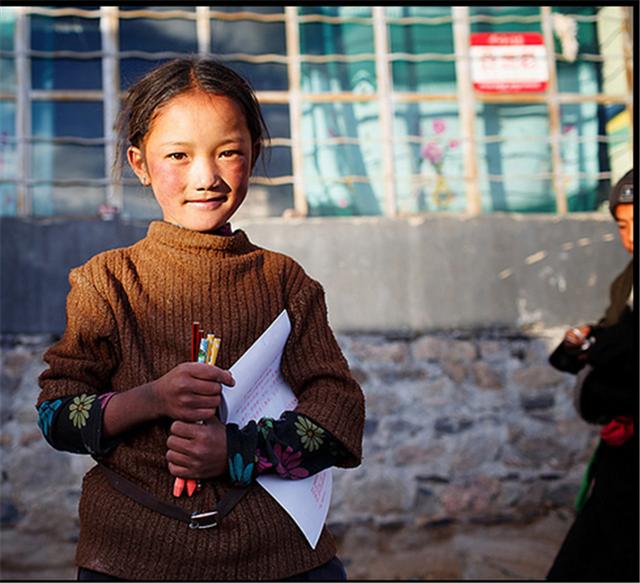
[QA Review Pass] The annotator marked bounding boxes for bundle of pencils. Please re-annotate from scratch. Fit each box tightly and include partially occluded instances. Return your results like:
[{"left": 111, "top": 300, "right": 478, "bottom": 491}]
[{"left": 172, "top": 321, "right": 222, "bottom": 498}]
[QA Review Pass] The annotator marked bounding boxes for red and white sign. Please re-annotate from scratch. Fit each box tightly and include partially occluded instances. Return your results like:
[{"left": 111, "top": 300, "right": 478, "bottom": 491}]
[{"left": 470, "top": 32, "right": 548, "bottom": 93}]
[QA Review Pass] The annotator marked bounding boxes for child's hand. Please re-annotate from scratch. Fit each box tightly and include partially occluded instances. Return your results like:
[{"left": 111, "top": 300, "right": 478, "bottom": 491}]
[
  {"left": 166, "top": 417, "right": 227, "bottom": 479},
  {"left": 563, "top": 325, "right": 592, "bottom": 350},
  {"left": 150, "top": 362, "right": 234, "bottom": 422}
]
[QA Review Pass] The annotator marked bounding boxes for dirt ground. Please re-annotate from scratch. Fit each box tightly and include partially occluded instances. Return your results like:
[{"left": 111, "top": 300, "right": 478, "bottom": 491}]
[
  {"left": 337, "top": 510, "right": 573, "bottom": 580},
  {"left": 1, "top": 510, "right": 572, "bottom": 581}
]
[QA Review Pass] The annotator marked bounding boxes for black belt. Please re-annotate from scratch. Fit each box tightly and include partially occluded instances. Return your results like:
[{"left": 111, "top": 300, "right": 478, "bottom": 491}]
[{"left": 98, "top": 463, "right": 250, "bottom": 529}]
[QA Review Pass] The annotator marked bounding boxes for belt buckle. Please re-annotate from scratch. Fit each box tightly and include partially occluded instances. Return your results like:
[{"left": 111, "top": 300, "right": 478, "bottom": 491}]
[{"left": 189, "top": 509, "right": 218, "bottom": 529}]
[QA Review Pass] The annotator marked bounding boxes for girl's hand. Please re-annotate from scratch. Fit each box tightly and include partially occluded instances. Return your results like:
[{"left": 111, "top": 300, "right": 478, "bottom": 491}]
[
  {"left": 166, "top": 417, "right": 228, "bottom": 479},
  {"left": 150, "top": 362, "right": 234, "bottom": 422},
  {"left": 563, "top": 325, "right": 592, "bottom": 350}
]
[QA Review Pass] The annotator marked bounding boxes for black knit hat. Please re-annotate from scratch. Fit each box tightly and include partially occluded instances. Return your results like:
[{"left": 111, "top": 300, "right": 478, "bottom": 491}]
[{"left": 609, "top": 169, "right": 633, "bottom": 217}]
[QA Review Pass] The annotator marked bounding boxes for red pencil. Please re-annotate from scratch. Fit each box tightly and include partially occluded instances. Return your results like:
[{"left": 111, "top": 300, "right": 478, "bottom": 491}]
[{"left": 173, "top": 322, "right": 201, "bottom": 498}]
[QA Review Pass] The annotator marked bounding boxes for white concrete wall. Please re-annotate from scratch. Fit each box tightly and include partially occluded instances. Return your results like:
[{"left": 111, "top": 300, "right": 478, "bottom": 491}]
[{"left": 1, "top": 213, "right": 628, "bottom": 335}]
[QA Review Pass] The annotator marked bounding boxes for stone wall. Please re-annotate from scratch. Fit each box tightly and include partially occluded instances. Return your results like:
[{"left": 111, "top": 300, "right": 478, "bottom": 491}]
[{"left": 0, "top": 326, "right": 597, "bottom": 580}]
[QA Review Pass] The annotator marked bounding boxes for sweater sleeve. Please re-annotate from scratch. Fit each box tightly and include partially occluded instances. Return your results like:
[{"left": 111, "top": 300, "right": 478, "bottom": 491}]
[
  {"left": 280, "top": 268, "right": 365, "bottom": 468},
  {"left": 37, "top": 265, "right": 120, "bottom": 406}
]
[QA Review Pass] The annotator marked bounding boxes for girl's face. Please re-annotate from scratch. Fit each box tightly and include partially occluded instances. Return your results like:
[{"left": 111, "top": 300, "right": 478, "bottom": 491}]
[
  {"left": 128, "top": 90, "right": 255, "bottom": 233},
  {"left": 615, "top": 203, "right": 633, "bottom": 255}
]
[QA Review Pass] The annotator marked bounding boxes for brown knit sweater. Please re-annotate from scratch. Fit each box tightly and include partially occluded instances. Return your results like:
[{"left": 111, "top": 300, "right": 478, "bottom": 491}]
[{"left": 37, "top": 220, "right": 365, "bottom": 581}]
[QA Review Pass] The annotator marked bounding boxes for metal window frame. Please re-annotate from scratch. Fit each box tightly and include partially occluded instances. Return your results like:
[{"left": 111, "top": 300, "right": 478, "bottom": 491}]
[
  {"left": 2, "top": 5, "right": 635, "bottom": 218},
  {"left": 14, "top": 6, "right": 31, "bottom": 215}
]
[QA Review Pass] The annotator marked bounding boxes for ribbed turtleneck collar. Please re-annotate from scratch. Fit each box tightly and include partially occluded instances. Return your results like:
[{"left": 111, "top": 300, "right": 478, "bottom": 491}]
[{"left": 145, "top": 220, "right": 256, "bottom": 256}]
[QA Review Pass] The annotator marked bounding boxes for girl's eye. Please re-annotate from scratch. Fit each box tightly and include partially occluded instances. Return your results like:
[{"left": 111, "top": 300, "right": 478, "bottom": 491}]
[
  {"left": 168, "top": 152, "right": 187, "bottom": 160},
  {"left": 220, "top": 150, "right": 239, "bottom": 158}
]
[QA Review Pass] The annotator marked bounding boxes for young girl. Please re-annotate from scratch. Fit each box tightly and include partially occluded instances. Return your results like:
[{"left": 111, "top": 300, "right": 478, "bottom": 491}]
[{"left": 36, "top": 57, "right": 365, "bottom": 582}]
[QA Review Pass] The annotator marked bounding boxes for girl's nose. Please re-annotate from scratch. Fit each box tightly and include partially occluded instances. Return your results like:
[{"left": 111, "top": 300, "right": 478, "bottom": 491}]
[{"left": 192, "top": 158, "right": 220, "bottom": 190}]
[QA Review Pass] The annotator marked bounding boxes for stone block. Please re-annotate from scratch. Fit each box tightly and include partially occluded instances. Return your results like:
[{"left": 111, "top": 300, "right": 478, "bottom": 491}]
[
  {"left": 521, "top": 394, "right": 555, "bottom": 411},
  {"left": 447, "top": 339, "right": 478, "bottom": 362},
  {"left": 450, "top": 429, "right": 505, "bottom": 473},
  {"left": 479, "top": 339, "right": 503, "bottom": 358},
  {"left": 378, "top": 367, "right": 428, "bottom": 384},
  {"left": 2, "top": 347, "right": 33, "bottom": 378},
  {"left": 363, "top": 418, "right": 378, "bottom": 436},
  {"left": 411, "top": 336, "right": 448, "bottom": 361},
  {"left": 349, "top": 340, "right": 409, "bottom": 365},
  {"left": 394, "top": 443, "right": 446, "bottom": 467},
  {"left": 442, "top": 359, "right": 468, "bottom": 383},
  {"left": 440, "top": 475, "right": 502, "bottom": 520},
  {"left": 19, "top": 429, "right": 43, "bottom": 447},
  {"left": 1, "top": 498, "right": 23, "bottom": 527},
  {"left": 344, "top": 471, "right": 413, "bottom": 515},
  {"left": 471, "top": 361, "right": 502, "bottom": 389},
  {"left": 434, "top": 416, "right": 474, "bottom": 436},
  {"left": 508, "top": 434, "right": 575, "bottom": 471},
  {"left": 349, "top": 366, "right": 369, "bottom": 385},
  {"left": 0, "top": 530, "right": 76, "bottom": 570},
  {"left": 511, "top": 366, "right": 566, "bottom": 389}
]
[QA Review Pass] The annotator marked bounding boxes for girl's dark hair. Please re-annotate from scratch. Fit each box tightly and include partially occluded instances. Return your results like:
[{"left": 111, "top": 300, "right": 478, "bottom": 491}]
[{"left": 113, "top": 57, "right": 270, "bottom": 179}]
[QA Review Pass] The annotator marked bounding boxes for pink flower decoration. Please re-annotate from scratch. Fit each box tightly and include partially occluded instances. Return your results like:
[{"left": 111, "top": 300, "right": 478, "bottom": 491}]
[
  {"left": 432, "top": 119, "right": 446, "bottom": 135},
  {"left": 448, "top": 139, "right": 460, "bottom": 149},
  {"left": 274, "top": 444, "right": 309, "bottom": 480},
  {"left": 337, "top": 197, "right": 348, "bottom": 208},
  {"left": 256, "top": 449, "right": 273, "bottom": 472},
  {"left": 421, "top": 141, "right": 443, "bottom": 166}
]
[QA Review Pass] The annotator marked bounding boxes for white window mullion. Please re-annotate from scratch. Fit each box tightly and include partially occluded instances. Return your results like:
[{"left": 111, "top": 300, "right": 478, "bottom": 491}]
[
  {"left": 100, "top": 6, "right": 121, "bottom": 210},
  {"left": 285, "top": 6, "right": 307, "bottom": 216},
  {"left": 196, "top": 6, "right": 211, "bottom": 55},
  {"left": 452, "top": 6, "right": 481, "bottom": 215},
  {"left": 541, "top": 6, "right": 567, "bottom": 215},
  {"left": 15, "top": 6, "right": 30, "bottom": 215},
  {"left": 373, "top": 6, "right": 396, "bottom": 217}
]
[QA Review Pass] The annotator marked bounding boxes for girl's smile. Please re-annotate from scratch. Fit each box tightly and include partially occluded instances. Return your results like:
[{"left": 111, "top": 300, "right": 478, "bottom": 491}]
[{"left": 127, "top": 90, "right": 256, "bottom": 233}]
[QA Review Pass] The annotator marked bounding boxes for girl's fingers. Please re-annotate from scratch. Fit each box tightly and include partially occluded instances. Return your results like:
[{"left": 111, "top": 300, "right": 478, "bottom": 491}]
[
  {"left": 167, "top": 461, "right": 192, "bottom": 478},
  {"left": 189, "top": 379, "right": 223, "bottom": 397},
  {"left": 166, "top": 449, "right": 193, "bottom": 468},
  {"left": 170, "top": 420, "right": 198, "bottom": 438},
  {"left": 184, "top": 363, "right": 235, "bottom": 386},
  {"left": 166, "top": 434, "right": 192, "bottom": 455}
]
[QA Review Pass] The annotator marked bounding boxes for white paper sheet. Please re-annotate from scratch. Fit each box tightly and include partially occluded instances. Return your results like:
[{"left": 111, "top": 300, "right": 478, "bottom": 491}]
[{"left": 220, "top": 310, "right": 332, "bottom": 549}]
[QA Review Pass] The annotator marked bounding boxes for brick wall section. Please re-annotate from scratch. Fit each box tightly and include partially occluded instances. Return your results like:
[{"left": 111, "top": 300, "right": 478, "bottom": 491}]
[{"left": 0, "top": 329, "right": 597, "bottom": 580}]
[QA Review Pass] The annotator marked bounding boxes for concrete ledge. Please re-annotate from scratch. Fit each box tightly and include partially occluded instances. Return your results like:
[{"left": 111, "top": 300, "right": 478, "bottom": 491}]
[{"left": 0, "top": 214, "right": 627, "bottom": 334}]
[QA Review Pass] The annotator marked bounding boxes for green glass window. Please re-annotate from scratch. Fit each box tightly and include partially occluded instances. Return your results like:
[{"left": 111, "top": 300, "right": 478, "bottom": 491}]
[
  {"left": 30, "top": 14, "right": 101, "bottom": 51},
  {"left": 476, "top": 103, "right": 554, "bottom": 212},
  {"left": 560, "top": 103, "right": 605, "bottom": 212},
  {"left": 388, "top": 6, "right": 456, "bottom": 94},
  {"left": 119, "top": 17, "right": 197, "bottom": 53},
  {"left": 1, "top": 10, "right": 17, "bottom": 216},
  {"left": 302, "top": 100, "right": 383, "bottom": 216},
  {"left": 0, "top": 9, "right": 16, "bottom": 93},
  {"left": 0, "top": 100, "right": 16, "bottom": 176},
  {"left": 1, "top": 6, "right": 633, "bottom": 218},
  {"left": 394, "top": 102, "right": 464, "bottom": 213},
  {"left": 300, "top": 7, "right": 374, "bottom": 94},
  {"left": 31, "top": 101, "right": 104, "bottom": 216}
]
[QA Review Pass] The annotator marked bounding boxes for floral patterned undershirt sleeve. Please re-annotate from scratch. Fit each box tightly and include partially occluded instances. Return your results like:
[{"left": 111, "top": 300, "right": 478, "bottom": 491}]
[
  {"left": 36, "top": 392, "right": 119, "bottom": 456},
  {"left": 38, "top": 395, "right": 345, "bottom": 485},
  {"left": 225, "top": 411, "right": 349, "bottom": 487}
]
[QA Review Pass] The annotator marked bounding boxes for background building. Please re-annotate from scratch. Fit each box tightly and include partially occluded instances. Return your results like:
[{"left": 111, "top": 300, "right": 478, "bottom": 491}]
[
  {"left": 0, "top": 5, "right": 635, "bottom": 580},
  {"left": 0, "top": 5, "right": 634, "bottom": 219}
]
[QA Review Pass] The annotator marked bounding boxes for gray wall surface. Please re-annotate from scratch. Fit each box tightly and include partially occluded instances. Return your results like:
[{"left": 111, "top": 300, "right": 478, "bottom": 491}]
[{"left": 0, "top": 214, "right": 629, "bottom": 335}]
